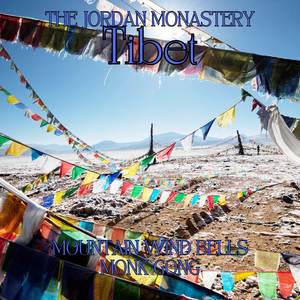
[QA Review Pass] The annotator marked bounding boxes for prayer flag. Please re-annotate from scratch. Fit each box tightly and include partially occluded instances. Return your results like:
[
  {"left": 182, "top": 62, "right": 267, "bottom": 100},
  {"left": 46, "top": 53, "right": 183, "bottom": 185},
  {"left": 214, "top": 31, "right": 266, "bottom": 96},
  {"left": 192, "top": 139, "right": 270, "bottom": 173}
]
[
  {"left": 167, "top": 191, "right": 177, "bottom": 203},
  {"left": 31, "top": 149, "right": 43, "bottom": 161},
  {"left": 15, "top": 102, "right": 27, "bottom": 110},
  {"left": 183, "top": 194, "right": 193, "bottom": 207},
  {"left": 141, "top": 187, "right": 153, "bottom": 201},
  {"left": 7, "top": 95, "right": 20, "bottom": 104},
  {"left": 198, "top": 195, "right": 206, "bottom": 207},
  {"left": 120, "top": 181, "right": 133, "bottom": 196},
  {"left": 281, "top": 253, "right": 300, "bottom": 288},
  {"left": 82, "top": 171, "right": 99, "bottom": 185},
  {"left": 221, "top": 272, "right": 234, "bottom": 292},
  {"left": 54, "top": 191, "right": 65, "bottom": 205},
  {"left": 255, "top": 250, "right": 281, "bottom": 271},
  {"left": 78, "top": 184, "right": 92, "bottom": 196},
  {"left": 5, "top": 142, "right": 29, "bottom": 156},
  {"left": 0, "top": 136, "right": 10, "bottom": 147},
  {"left": 131, "top": 186, "right": 143, "bottom": 198},
  {"left": 140, "top": 155, "right": 155, "bottom": 170},
  {"left": 191, "top": 194, "right": 200, "bottom": 206},
  {"left": 174, "top": 193, "right": 186, "bottom": 203},
  {"left": 257, "top": 273, "right": 277, "bottom": 300},
  {"left": 109, "top": 179, "right": 123, "bottom": 194},
  {"left": 54, "top": 129, "right": 63, "bottom": 136},
  {"left": 241, "top": 89, "right": 252, "bottom": 101},
  {"left": 92, "top": 176, "right": 107, "bottom": 193},
  {"left": 71, "top": 166, "right": 85, "bottom": 180},
  {"left": 156, "top": 143, "right": 175, "bottom": 162},
  {"left": 149, "top": 189, "right": 161, "bottom": 202},
  {"left": 207, "top": 195, "right": 214, "bottom": 210},
  {"left": 234, "top": 272, "right": 255, "bottom": 282},
  {"left": 216, "top": 106, "right": 236, "bottom": 128},
  {"left": 38, "top": 156, "right": 60, "bottom": 173},
  {"left": 201, "top": 119, "right": 215, "bottom": 140},
  {"left": 60, "top": 161, "right": 73, "bottom": 177},
  {"left": 40, "top": 120, "right": 48, "bottom": 127},
  {"left": 122, "top": 162, "right": 140, "bottom": 178},
  {"left": 42, "top": 195, "right": 54, "bottom": 208},
  {"left": 202, "top": 271, "right": 219, "bottom": 289},
  {"left": 159, "top": 191, "right": 171, "bottom": 204},
  {"left": 63, "top": 185, "right": 80, "bottom": 198},
  {"left": 181, "top": 134, "right": 194, "bottom": 152},
  {"left": 218, "top": 195, "right": 226, "bottom": 206},
  {"left": 277, "top": 272, "right": 295, "bottom": 299},
  {"left": 107, "top": 171, "right": 121, "bottom": 185},
  {"left": 31, "top": 114, "right": 42, "bottom": 121}
]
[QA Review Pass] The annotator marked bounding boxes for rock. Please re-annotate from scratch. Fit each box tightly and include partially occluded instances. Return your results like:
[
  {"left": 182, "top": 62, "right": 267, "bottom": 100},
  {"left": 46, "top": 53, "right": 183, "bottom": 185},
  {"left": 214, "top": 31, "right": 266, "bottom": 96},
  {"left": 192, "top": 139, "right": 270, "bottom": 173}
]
[
  {"left": 192, "top": 213, "right": 206, "bottom": 229},
  {"left": 174, "top": 226, "right": 190, "bottom": 239},
  {"left": 186, "top": 219, "right": 199, "bottom": 235},
  {"left": 210, "top": 206, "right": 225, "bottom": 219},
  {"left": 200, "top": 211, "right": 214, "bottom": 224},
  {"left": 282, "top": 195, "right": 294, "bottom": 204}
]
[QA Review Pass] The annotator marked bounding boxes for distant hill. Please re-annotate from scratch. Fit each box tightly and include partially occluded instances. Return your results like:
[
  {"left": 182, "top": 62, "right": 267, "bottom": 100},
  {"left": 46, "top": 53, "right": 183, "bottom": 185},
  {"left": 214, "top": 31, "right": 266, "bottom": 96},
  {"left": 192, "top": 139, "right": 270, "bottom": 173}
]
[{"left": 0, "top": 132, "right": 275, "bottom": 155}]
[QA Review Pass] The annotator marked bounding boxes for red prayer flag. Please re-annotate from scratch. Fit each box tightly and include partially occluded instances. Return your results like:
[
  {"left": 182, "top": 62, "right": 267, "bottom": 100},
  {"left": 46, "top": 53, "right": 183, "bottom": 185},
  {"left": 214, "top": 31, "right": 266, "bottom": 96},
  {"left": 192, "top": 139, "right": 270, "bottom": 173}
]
[
  {"left": 167, "top": 191, "right": 177, "bottom": 203},
  {"left": 68, "top": 138, "right": 74, "bottom": 145},
  {"left": 59, "top": 161, "right": 73, "bottom": 177},
  {"left": 111, "top": 228, "right": 125, "bottom": 244},
  {"left": 0, "top": 48, "right": 11, "bottom": 60},
  {"left": 207, "top": 195, "right": 214, "bottom": 210},
  {"left": 277, "top": 272, "right": 295, "bottom": 299},
  {"left": 120, "top": 181, "right": 133, "bottom": 196},
  {"left": 156, "top": 143, "right": 175, "bottom": 162},
  {"left": 78, "top": 184, "right": 92, "bottom": 196},
  {"left": 31, "top": 114, "right": 42, "bottom": 121}
]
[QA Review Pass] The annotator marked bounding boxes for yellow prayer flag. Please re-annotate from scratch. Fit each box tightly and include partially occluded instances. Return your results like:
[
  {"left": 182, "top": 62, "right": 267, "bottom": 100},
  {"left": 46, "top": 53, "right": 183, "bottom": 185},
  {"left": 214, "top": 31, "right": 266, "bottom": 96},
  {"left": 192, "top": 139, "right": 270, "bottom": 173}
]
[
  {"left": 82, "top": 171, "right": 99, "bottom": 185},
  {"left": 47, "top": 124, "right": 56, "bottom": 132},
  {"left": 7, "top": 95, "right": 20, "bottom": 105},
  {"left": 54, "top": 191, "right": 65, "bottom": 205},
  {"left": 122, "top": 162, "right": 140, "bottom": 178},
  {"left": 219, "top": 195, "right": 226, "bottom": 206},
  {"left": 141, "top": 187, "right": 153, "bottom": 201},
  {"left": 5, "top": 142, "right": 29, "bottom": 157},
  {"left": 255, "top": 250, "right": 281, "bottom": 271},
  {"left": 183, "top": 194, "right": 193, "bottom": 208},
  {"left": 41, "top": 175, "right": 48, "bottom": 183},
  {"left": 144, "top": 177, "right": 151, "bottom": 185},
  {"left": 234, "top": 272, "right": 255, "bottom": 282},
  {"left": 216, "top": 106, "right": 236, "bottom": 128},
  {"left": 237, "top": 192, "right": 243, "bottom": 199}
]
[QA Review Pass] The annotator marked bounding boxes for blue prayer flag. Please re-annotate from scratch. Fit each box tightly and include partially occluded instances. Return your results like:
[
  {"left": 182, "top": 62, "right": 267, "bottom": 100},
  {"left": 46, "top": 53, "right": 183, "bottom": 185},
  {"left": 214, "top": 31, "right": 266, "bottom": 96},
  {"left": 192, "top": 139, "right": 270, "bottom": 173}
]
[{"left": 201, "top": 119, "right": 215, "bottom": 140}]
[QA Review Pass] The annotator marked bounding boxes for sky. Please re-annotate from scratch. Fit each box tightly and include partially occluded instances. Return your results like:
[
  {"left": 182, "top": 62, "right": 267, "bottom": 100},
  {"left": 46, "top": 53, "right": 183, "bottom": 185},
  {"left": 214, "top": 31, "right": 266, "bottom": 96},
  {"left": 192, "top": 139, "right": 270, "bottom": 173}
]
[{"left": 1, "top": 0, "right": 300, "bottom": 145}]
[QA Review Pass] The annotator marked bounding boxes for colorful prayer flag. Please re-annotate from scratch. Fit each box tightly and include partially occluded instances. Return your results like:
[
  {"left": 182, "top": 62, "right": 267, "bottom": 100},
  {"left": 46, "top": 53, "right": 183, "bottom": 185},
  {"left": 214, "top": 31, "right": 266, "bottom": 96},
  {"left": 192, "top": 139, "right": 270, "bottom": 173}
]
[
  {"left": 31, "top": 149, "right": 43, "bottom": 161},
  {"left": 120, "top": 181, "right": 133, "bottom": 196},
  {"left": 54, "top": 191, "right": 65, "bottom": 205},
  {"left": 201, "top": 119, "right": 215, "bottom": 140},
  {"left": 174, "top": 193, "right": 186, "bottom": 203},
  {"left": 181, "top": 134, "right": 194, "bottom": 152},
  {"left": 156, "top": 143, "right": 175, "bottom": 162},
  {"left": 82, "top": 171, "right": 99, "bottom": 185},
  {"left": 141, "top": 187, "right": 153, "bottom": 201},
  {"left": 42, "top": 194, "right": 54, "bottom": 208},
  {"left": 221, "top": 272, "right": 234, "bottom": 292},
  {"left": 5, "top": 142, "right": 29, "bottom": 156},
  {"left": 233, "top": 272, "right": 255, "bottom": 282},
  {"left": 149, "top": 189, "right": 161, "bottom": 202},
  {"left": 131, "top": 185, "right": 143, "bottom": 199},
  {"left": 71, "top": 166, "right": 85, "bottom": 180},
  {"left": 7, "top": 95, "right": 20, "bottom": 104},
  {"left": 255, "top": 250, "right": 281, "bottom": 271},
  {"left": 60, "top": 161, "right": 73, "bottom": 177},
  {"left": 0, "top": 136, "right": 10, "bottom": 147},
  {"left": 216, "top": 106, "right": 236, "bottom": 128},
  {"left": 257, "top": 272, "right": 277, "bottom": 300},
  {"left": 277, "top": 272, "right": 295, "bottom": 299},
  {"left": 191, "top": 194, "right": 200, "bottom": 206},
  {"left": 122, "top": 162, "right": 140, "bottom": 178}
]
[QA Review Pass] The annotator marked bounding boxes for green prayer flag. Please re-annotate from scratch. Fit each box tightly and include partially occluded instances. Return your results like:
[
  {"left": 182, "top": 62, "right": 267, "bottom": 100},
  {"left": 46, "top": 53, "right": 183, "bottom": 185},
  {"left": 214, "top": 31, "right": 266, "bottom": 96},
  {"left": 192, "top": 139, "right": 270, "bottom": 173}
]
[
  {"left": 257, "top": 273, "right": 277, "bottom": 300},
  {"left": 63, "top": 185, "right": 80, "bottom": 198},
  {"left": 140, "top": 155, "right": 155, "bottom": 169},
  {"left": 114, "top": 279, "right": 140, "bottom": 300},
  {"left": 71, "top": 166, "right": 85, "bottom": 180},
  {"left": 213, "top": 195, "right": 220, "bottom": 204},
  {"left": 0, "top": 87, "right": 10, "bottom": 96},
  {"left": 125, "top": 230, "right": 143, "bottom": 240},
  {"left": 241, "top": 89, "right": 252, "bottom": 101},
  {"left": 0, "top": 136, "right": 10, "bottom": 147},
  {"left": 40, "top": 120, "right": 48, "bottom": 127},
  {"left": 131, "top": 185, "right": 143, "bottom": 198},
  {"left": 174, "top": 193, "right": 186, "bottom": 203}
]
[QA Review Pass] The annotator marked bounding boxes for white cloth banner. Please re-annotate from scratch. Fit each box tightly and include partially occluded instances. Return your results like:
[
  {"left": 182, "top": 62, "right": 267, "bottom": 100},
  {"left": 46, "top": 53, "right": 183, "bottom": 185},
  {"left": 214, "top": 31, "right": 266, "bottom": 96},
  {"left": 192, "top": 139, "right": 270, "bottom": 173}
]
[
  {"left": 37, "top": 156, "right": 60, "bottom": 174},
  {"left": 92, "top": 177, "right": 107, "bottom": 193},
  {"left": 109, "top": 179, "right": 123, "bottom": 194},
  {"left": 158, "top": 191, "right": 171, "bottom": 204},
  {"left": 267, "top": 106, "right": 300, "bottom": 164},
  {"left": 181, "top": 133, "right": 194, "bottom": 152},
  {"left": 289, "top": 264, "right": 300, "bottom": 288}
]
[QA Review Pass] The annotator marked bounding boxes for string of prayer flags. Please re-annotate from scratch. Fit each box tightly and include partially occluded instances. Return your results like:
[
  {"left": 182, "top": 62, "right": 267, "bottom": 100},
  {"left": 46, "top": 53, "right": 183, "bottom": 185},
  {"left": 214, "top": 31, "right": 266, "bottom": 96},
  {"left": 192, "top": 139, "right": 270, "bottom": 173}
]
[
  {"left": 156, "top": 143, "right": 175, "bottom": 162},
  {"left": 221, "top": 272, "right": 234, "bottom": 292},
  {"left": 277, "top": 272, "right": 295, "bottom": 299},
  {"left": 257, "top": 273, "right": 278, "bottom": 300},
  {"left": 216, "top": 106, "right": 236, "bottom": 128},
  {"left": 255, "top": 250, "right": 281, "bottom": 271}
]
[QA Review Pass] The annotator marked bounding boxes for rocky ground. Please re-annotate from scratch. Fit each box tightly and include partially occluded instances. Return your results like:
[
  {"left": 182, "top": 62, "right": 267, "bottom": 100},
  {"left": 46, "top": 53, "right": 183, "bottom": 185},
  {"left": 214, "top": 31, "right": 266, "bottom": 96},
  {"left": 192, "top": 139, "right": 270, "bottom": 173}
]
[{"left": 0, "top": 144, "right": 299, "bottom": 299}]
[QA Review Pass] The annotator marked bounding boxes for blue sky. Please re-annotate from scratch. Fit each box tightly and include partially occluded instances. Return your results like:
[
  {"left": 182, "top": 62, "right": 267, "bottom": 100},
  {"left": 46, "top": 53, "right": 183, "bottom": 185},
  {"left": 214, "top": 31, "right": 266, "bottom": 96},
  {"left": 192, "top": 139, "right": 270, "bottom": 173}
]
[{"left": 1, "top": 0, "right": 300, "bottom": 145}]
